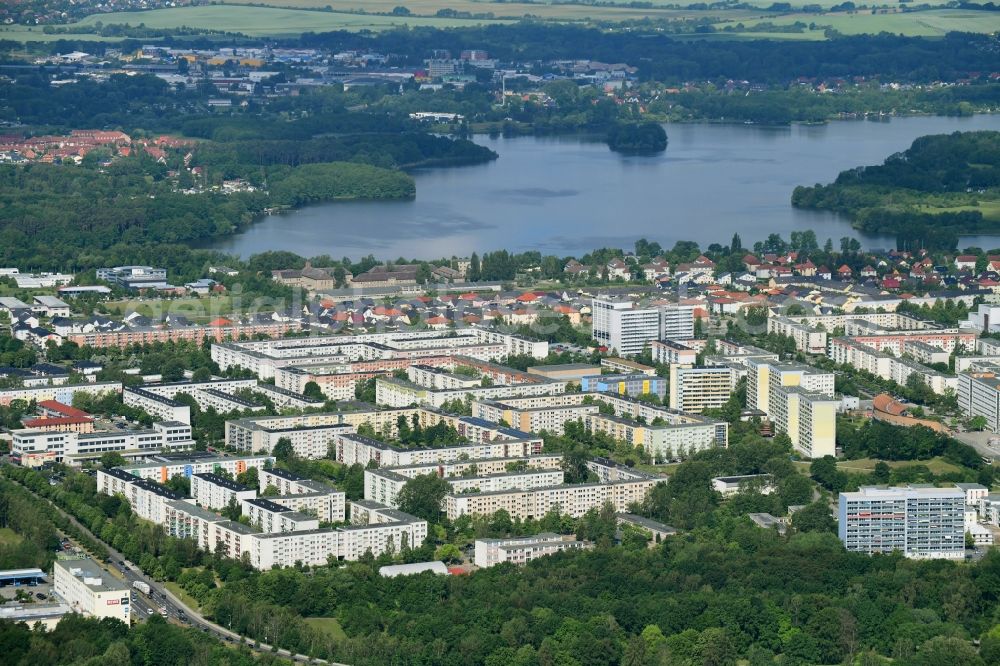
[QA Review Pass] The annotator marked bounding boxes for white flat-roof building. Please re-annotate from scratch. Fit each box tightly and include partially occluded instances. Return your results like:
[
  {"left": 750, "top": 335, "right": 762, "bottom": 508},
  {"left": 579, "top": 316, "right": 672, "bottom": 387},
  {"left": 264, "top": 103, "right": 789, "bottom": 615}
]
[
  {"left": 474, "top": 533, "right": 591, "bottom": 567},
  {"left": 53, "top": 558, "right": 130, "bottom": 623},
  {"left": 839, "top": 485, "right": 965, "bottom": 559},
  {"left": 191, "top": 472, "right": 256, "bottom": 511},
  {"left": 13, "top": 420, "right": 193, "bottom": 467}
]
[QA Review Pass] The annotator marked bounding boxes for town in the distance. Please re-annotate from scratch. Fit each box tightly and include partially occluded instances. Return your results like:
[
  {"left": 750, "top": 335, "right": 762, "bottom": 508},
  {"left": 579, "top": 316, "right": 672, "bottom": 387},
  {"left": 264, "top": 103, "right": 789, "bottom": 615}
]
[{"left": 4, "top": 232, "right": 1000, "bottom": 656}]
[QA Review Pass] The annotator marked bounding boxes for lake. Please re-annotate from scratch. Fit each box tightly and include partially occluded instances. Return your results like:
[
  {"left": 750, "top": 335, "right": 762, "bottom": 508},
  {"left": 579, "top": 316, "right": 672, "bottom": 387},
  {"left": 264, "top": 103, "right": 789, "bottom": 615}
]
[{"left": 205, "top": 115, "right": 1000, "bottom": 260}]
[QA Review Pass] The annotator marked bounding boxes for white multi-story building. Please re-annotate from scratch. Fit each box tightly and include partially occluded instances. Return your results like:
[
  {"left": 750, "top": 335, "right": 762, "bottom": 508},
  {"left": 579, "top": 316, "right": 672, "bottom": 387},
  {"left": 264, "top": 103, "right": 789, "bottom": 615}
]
[
  {"left": 96, "top": 468, "right": 184, "bottom": 524},
  {"left": 191, "top": 472, "right": 257, "bottom": 511},
  {"left": 365, "top": 465, "right": 564, "bottom": 507},
  {"left": 374, "top": 375, "right": 567, "bottom": 409},
  {"left": 650, "top": 339, "right": 697, "bottom": 366},
  {"left": 258, "top": 468, "right": 347, "bottom": 523},
  {"left": 53, "top": 558, "right": 130, "bottom": 623},
  {"left": 668, "top": 365, "right": 738, "bottom": 414},
  {"left": 164, "top": 500, "right": 226, "bottom": 551},
  {"left": 747, "top": 359, "right": 836, "bottom": 458},
  {"left": 0, "top": 381, "right": 122, "bottom": 409},
  {"left": 242, "top": 498, "right": 320, "bottom": 533},
  {"left": 958, "top": 364, "right": 1000, "bottom": 432},
  {"left": 333, "top": 432, "right": 543, "bottom": 468},
  {"left": 120, "top": 454, "right": 274, "bottom": 483},
  {"left": 660, "top": 303, "right": 696, "bottom": 341},
  {"left": 591, "top": 297, "right": 661, "bottom": 356},
  {"left": 474, "top": 533, "right": 591, "bottom": 567},
  {"left": 123, "top": 387, "right": 192, "bottom": 424},
  {"left": 444, "top": 474, "right": 661, "bottom": 521},
  {"left": 12, "top": 421, "right": 194, "bottom": 467},
  {"left": 767, "top": 316, "right": 828, "bottom": 355},
  {"left": 210, "top": 329, "right": 546, "bottom": 379},
  {"left": 963, "top": 303, "right": 1000, "bottom": 333},
  {"left": 839, "top": 485, "right": 965, "bottom": 559}
]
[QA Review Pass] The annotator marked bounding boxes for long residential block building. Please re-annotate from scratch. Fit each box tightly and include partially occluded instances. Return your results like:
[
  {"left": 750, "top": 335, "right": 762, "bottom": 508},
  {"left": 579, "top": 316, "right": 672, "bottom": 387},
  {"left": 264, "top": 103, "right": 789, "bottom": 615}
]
[
  {"left": 444, "top": 475, "right": 661, "bottom": 521},
  {"left": 839, "top": 485, "right": 965, "bottom": 559},
  {"left": 12, "top": 420, "right": 194, "bottom": 467}
]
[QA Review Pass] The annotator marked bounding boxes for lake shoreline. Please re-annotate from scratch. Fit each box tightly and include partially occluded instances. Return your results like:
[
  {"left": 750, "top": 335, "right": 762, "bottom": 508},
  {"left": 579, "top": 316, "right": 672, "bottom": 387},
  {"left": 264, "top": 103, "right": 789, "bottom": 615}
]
[{"left": 201, "top": 115, "right": 1000, "bottom": 261}]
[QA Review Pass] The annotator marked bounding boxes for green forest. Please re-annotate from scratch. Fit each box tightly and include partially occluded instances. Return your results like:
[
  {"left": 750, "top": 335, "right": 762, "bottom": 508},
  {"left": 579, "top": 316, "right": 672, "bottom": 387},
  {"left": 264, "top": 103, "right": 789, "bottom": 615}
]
[{"left": 792, "top": 130, "right": 1000, "bottom": 250}]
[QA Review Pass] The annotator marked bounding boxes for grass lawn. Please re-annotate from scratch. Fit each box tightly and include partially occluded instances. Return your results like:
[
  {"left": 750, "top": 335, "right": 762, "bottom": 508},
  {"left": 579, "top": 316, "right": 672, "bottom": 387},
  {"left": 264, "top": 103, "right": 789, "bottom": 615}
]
[
  {"left": 104, "top": 295, "right": 240, "bottom": 322},
  {"left": 0, "top": 528, "right": 23, "bottom": 547},
  {"left": 794, "top": 456, "right": 964, "bottom": 475},
  {"left": 164, "top": 581, "right": 202, "bottom": 612},
  {"left": 915, "top": 200, "right": 1000, "bottom": 222},
  {"left": 303, "top": 617, "right": 347, "bottom": 640}
]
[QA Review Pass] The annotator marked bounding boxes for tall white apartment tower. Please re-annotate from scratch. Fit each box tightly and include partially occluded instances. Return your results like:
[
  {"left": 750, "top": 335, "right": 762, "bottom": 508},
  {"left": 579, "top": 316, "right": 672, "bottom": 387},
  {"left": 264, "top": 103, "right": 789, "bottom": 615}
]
[
  {"left": 660, "top": 303, "right": 696, "bottom": 341},
  {"left": 591, "top": 298, "right": 661, "bottom": 356}
]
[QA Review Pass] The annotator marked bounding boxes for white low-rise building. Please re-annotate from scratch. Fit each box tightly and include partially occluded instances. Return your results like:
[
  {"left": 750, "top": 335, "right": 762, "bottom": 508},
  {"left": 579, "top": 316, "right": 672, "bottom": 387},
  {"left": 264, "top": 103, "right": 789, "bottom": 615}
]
[{"left": 474, "top": 533, "right": 591, "bottom": 567}]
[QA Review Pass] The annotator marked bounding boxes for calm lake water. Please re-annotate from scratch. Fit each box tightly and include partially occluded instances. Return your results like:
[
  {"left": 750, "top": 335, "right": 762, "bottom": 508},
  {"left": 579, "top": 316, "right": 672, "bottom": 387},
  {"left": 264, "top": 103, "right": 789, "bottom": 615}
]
[{"left": 205, "top": 115, "right": 1000, "bottom": 260}]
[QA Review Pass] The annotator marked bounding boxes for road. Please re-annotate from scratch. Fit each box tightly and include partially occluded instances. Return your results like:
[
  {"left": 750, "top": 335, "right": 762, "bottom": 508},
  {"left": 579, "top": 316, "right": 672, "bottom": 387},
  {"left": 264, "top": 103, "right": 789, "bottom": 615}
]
[
  {"left": 952, "top": 429, "right": 1000, "bottom": 464},
  {"left": 10, "top": 474, "right": 346, "bottom": 666}
]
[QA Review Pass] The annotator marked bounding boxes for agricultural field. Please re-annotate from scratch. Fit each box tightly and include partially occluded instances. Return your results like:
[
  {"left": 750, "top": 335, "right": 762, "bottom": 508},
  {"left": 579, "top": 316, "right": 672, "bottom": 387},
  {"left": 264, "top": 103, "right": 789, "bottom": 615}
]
[
  {"left": 0, "top": 26, "right": 146, "bottom": 42},
  {"left": 722, "top": 7, "right": 1000, "bottom": 37},
  {"left": 224, "top": 0, "right": 775, "bottom": 23},
  {"left": 45, "top": 5, "right": 512, "bottom": 39}
]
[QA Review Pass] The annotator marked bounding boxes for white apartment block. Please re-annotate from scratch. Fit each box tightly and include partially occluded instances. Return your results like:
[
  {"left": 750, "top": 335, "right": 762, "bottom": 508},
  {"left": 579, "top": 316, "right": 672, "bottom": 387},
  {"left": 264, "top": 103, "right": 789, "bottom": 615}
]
[
  {"left": 591, "top": 297, "right": 661, "bottom": 356},
  {"left": 333, "top": 432, "right": 543, "bottom": 468},
  {"left": 124, "top": 387, "right": 192, "bottom": 424},
  {"left": 164, "top": 499, "right": 226, "bottom": 551},
  {"left": 365, "top": 467, "right": 564, "bottom": 507},
  {"left": 839, "top": 485, "right": 965, "bottom": 559},
  {"left": 242, "top": 498, "right": 321, "bottom": 533},
  {"left": 747, "top": 359, "right": 836, "bottom": 458},
  {"left": 474, "top": 398, "right": 599, "bottom": 435},
  {"left": 978, "top": 337, "right": 1000, "bottom": 356},
  {"left": 958, "top": 365, "right": 1000, "bottom": 433},
  {"left": 651, "top": 339, "right": 697, "bottom": 365},
  {"left": 660, "top": 304, "right": 696, "bottom": 341},
  {"left": 253, "top": 382, "right": 325, "bottom": 410},
  {"left": 191, "top": 472, "right": 257, "bottom": 511},
  {"left": 269, "top": 491, "right": 346, "bottom": 523},
  {"left": 668, "top": 365, "right": 738, "bottom": 413},
  {"left": 225, "top": 407, "right": 426, "bottom": 455},
  {"left": 13, "top": 421, "right": 194, "bottom": 467},
  {"left": 406, "top": 364, "right": 481, "bottom": 390},
  {"left": 767, "top": 316, "right": 827, "bottom": 354},
  {"left": 474, "top": 533, "right": 592, "bottom": 567},
  {"left": 444, "top": 477, "right": 660, "bottom": 521},
  {"left": 0, "top": 381, "right": 122, "bottom": 409},
  {"left": 97, "top": 468, "right": 184, "bottom": 524},
  {"left": 374, "top": 375, "right": 567, "bottom": 409},
  {"left": 250, "top": 529, "right": 340, "bottom": 569},
  {"left": 53, "top": 558, "right": 130, "bottom": 623},
  {"left": 903, "top": 340, "right": 951, "bottom": 366},
  {"left": 211, "top": 329, "right": 545, "bottom": 379},
  {"left": 121, "top": 454, "right": 274, "bottom": 483}
]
